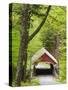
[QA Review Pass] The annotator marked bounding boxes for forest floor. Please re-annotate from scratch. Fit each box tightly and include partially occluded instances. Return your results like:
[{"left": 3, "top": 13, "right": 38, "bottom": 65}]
[{"left": 37, "top": 75, "right": 60, "bottom": 85}]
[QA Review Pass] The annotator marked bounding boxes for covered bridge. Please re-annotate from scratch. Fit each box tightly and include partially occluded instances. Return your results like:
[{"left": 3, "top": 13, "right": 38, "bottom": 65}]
[{"left": 31, "top": 48, "right": 59, "bottom": 76}]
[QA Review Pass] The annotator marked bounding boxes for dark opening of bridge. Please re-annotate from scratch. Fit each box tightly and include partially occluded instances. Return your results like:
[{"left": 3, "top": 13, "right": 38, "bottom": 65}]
[{"left": 33, "top": 63, "right": 54, "bottom": 76}]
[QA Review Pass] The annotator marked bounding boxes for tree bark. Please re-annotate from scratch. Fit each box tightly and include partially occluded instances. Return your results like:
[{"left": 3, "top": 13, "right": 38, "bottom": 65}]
[
  {"left": 28, "top": 5, "right": 51, "bottom": 42},
  {"left": 15, "top": 4, "right": 30, "bottom": 86}
]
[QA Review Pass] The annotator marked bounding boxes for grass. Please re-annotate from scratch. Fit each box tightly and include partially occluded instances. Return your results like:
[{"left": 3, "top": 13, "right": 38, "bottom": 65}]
[
  {"left": 21, "top": 77, "right": 40, "bottom": 86},
  {"left": 12, "top": 77, "right": 40, "bottom": 86}
]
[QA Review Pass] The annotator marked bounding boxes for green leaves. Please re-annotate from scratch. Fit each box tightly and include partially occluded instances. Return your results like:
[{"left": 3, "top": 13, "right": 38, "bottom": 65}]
[{"left": 11, "top": 3, "right": 66, "bottom": 84}]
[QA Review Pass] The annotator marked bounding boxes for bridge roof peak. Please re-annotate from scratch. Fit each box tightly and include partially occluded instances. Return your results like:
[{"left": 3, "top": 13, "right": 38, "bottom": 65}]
[{"left": 32, "top": 47, "right": 58, "bottom": 64}]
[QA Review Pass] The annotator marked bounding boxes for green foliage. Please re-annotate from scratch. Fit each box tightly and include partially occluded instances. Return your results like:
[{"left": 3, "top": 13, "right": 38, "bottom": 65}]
[
  {"left": 12, "top": 30, "right": 20, "bottom": 81},
  {"left": 21, "top": 78, "right": 40, "bottom": 86},
  {"left": 41, "top": 28, "right": 58, "bottom": 51},
  {"left": 59, "top": 46, "right": 66, "bottom": 82},
  {"left": 40, "top": 5, "right": 66, "bottom": 82},
  {"left": 11, "top": 3, "right": 66, "bottom": 85},
  {"left": 12, "top": 3, "right": 21, "bottom": 81}
]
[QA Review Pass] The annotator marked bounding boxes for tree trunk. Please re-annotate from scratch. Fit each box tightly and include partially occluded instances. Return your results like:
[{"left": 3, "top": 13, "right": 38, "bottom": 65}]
[
  {"left": 54, "top": 35, "right": 60, "bottom": 75},
  {"left": 15, "top": 4, "right": 30, "bottom": 86}
]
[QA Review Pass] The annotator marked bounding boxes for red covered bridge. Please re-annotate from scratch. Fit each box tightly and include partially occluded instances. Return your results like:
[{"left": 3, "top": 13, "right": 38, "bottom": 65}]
[{"left": 31, "top": 48, "right": 58, "bottom": 76}]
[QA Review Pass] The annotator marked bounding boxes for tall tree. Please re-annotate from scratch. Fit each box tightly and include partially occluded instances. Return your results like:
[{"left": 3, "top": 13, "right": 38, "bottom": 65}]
[
  {"left": 41, "top": 27, "right": 60, "bottom": 59},
  {"left": 15, "top": 4, "right": 30, "bottom": 86}
]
